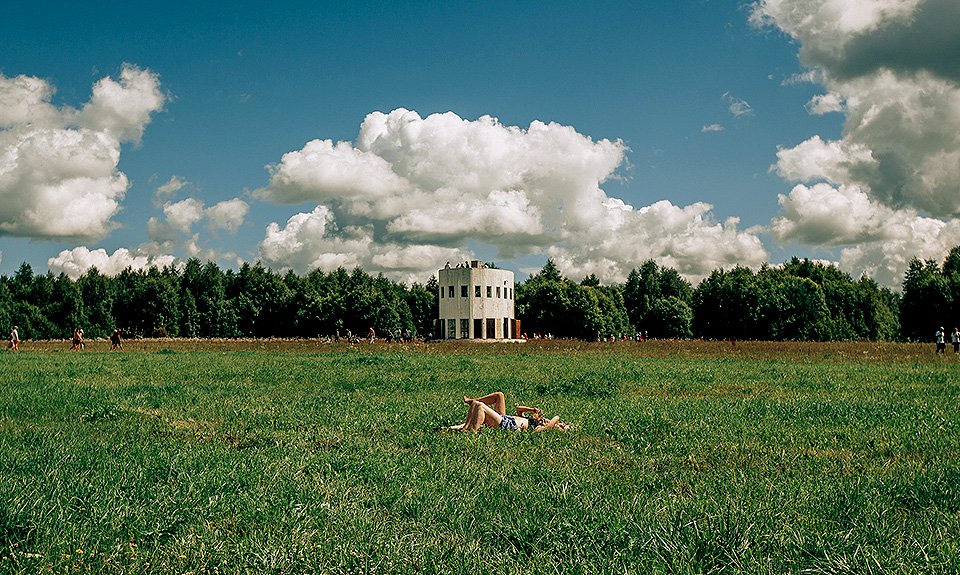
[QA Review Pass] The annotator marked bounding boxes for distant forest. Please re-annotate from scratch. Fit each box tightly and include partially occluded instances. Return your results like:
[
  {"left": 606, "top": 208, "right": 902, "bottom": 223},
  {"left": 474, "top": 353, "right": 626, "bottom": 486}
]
[{"left": 3, "top": 247, "right": 960, "bottom": 342}]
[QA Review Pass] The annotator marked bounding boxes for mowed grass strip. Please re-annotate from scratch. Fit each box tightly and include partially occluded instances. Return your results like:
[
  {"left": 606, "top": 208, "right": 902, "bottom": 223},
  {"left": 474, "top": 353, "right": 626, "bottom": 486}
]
[{"left": 1, "top": 342, "right": 959, "bottom": 574}]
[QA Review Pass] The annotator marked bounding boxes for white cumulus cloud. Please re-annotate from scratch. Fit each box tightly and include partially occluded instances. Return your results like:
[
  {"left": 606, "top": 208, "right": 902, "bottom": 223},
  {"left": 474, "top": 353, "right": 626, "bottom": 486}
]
[
  {"left": 750, "top": 0, "right": 924, "bottom": 62},
  {"left": 155, "top": 175, "right": 187, "bottom": 199},
  {"left": 163, "top": 198, "right": 205, "bottom": 235},
  {"left": 806, "top": 92, "right": 845, "bottom": 115},
  {"left": 255, "top": 109, "right": 767, "bottom": 282},
  {"left": 259, "top": 205, "right": 469, "bottom": 283},
  {"left": 205, "top": 198, "right": 249, "bottom": 233},
  {"left": 78, "top": 65, "right": 167, "bottom": 144},
  {"left": 0, "top": 65, "right": 166, "bottom": 241},
  {"left": 146, "top": 194, "right": 249, "bottom": 258},
  {"left": 754, "top": 0, "right": 960, "bottom": 285},
  {"left": 770, "top": 183, "right": 900, "bottom": 245},
  {"left": 838, "top": 218, "right": 960, "bottom": 287},
  {"left": 48, "top": 246, "right": 176, "bottom": 280}
]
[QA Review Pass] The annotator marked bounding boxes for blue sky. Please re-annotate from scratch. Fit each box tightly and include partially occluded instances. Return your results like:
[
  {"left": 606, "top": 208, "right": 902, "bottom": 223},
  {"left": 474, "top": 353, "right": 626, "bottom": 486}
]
[{"left": 2, "top": 1, "right": 958, "bottom": 287}]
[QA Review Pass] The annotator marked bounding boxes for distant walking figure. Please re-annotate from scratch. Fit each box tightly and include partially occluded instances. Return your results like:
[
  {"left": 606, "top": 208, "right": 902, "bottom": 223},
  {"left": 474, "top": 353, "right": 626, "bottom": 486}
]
[
  {"left": 9, "top": 326, "right": 19, "bottom": 351},
  {"left": 71, "top": 328, "right": 85, "bottom": 351},
  {"left": 935, "top": 327, "right": 946, "bottom": 354},
  {"left": 953, "top": 327, "right": 960, "bottom": 354},
  {"left": 110, "top": 328, "right": 124, "bottom": 351}
]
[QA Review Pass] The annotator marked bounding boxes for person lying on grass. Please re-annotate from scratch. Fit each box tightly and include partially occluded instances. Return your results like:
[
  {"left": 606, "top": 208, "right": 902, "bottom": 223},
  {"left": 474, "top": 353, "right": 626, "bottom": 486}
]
[{"left": 446, "top": 391, "right": 569, "bottom": 432}]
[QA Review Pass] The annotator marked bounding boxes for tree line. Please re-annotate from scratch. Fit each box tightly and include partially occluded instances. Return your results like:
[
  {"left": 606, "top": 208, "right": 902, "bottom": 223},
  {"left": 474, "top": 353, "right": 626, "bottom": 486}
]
[
  {"left": 0, "top": 260, "right": 434, "bottom": 341},
  {"left": 3, "top": 248, "right": 960, "bottom": 342}
]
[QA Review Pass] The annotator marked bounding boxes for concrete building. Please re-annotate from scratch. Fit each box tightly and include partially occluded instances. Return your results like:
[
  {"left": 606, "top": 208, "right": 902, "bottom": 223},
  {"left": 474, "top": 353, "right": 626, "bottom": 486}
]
[{"left": 437, "top": 261, "right": 519, "bottom": 340}]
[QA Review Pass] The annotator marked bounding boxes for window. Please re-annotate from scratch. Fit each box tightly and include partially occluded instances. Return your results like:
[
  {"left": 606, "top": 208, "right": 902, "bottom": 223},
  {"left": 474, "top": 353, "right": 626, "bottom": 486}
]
[
  {"left": 460, "top": 285, "right": 467, "bottom": 298},
  {"left": 447, "top": 319, "right": 456, "bottom": 339},
  {"left": 496, "top": 286, "right": 501, "bottom": 298},
  {"left": 448, "top": 286, "right": 454, "bottom": 298},
  {"left": 474, "top": 285, "right": 481, "bottom": 297},
  {"left": 486, "top": 286, "right": 492, "bottom": 298},
  {"left": 509, "top": 288, "right": 513, "bottom": 299},
  {"left": 459, "top": 319, "right": 469, "bottom": 338},
  {"left": 440, "top": 288, "right": 444, "bottom": 299}
]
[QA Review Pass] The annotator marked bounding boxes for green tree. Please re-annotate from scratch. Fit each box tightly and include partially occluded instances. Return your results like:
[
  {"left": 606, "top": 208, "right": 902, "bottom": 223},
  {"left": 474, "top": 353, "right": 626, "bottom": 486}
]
[
  {"left": 646, "top": 295, "right": 693, "bottom": 339},
  {"left": 77, "top": 268, "right": 115, "bottom": 337},
  {"left": 760, "top": 272, "right": 829, "bottom": 340},
  {"left": 517, "top": 261, "right": 629, "bottom": 339},
  {"left": 692, "top": 266, "right": 759, "bottom": 340},
  {"left": 537, "top": 259, "right": 563, "bottom": 283},
  {"left": 228, "top": 263, "right": 293, "bottom": 337},
  {"left": 851, "top": 276, "right": 900, "bottom": 341},
  {"left": 943, "top": 245, "right": 960, "bottom": 328},
  {"left": 406, "top": 281, "right": 436, "bottom": 338},
  {"left": 0, "top": 281, "right": 12, "bottom": 337},
  {"left": 900, "top": 258, "right": 949, "bottom": 341},
  {"left": 197, "top": 261, "right": 230, "bottom": 337},
  {"left": 580, "top": 273, "right": 600, "bottom": 287},
  {"left": 48, "top": 273, "right": 85, "bottom": 338},
  {"left": 114, "top": 266, "right": 182, "bottom": 337},
  {"left": 622, "top": 261, "right": 692, "bottom": 333},
  {"left": 180, "top": 289, "right": 200, "bottom": 338},
  {"left": 516, "top": 271, "right": 570, "bottom": 337}
]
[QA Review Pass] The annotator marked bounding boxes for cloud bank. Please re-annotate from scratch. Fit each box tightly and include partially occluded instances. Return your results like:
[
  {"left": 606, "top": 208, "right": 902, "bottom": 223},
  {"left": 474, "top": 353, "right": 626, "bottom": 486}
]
[
  {"left": 0, "top": 65, "right": 166, "bottom": 241},
  {"left": 256, "top": 108, "right": 766, "bottom": 282},
  {"left": 754, "top": 0, "right": 960, "bottom": 285},
  {"left": 48, "top": 247, "right": 176, "bottom": 280}
]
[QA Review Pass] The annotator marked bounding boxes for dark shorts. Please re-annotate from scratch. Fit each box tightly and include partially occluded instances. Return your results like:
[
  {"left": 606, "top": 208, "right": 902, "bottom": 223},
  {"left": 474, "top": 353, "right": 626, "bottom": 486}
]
[{"left": 499, "top": 415, "right": 519, "bottom": 431}]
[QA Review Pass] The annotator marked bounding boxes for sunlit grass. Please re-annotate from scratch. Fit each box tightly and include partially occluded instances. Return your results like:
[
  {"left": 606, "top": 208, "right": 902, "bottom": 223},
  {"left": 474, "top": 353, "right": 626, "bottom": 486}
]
[{"left": 1, "top": 341, "right": 959, "bottom": 573}]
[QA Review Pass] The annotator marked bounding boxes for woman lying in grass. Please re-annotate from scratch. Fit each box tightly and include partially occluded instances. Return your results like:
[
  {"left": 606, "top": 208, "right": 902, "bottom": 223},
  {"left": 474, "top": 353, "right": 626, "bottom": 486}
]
[{"left": 446, "top": 391, "right": 569, "bottom": 432}]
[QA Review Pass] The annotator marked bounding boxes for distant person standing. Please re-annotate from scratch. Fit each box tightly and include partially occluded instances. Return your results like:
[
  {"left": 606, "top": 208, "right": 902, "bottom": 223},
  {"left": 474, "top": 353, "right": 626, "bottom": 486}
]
[
  {"left": 952, "top": 327, "right": 960, "bottom": 353},
  {"left": 110, "top": 328, "right": 124, "bottom": 351},
  {"left": 9, "top": 326, "right": 19, "bottom": 351},
  {"left": 72, "top": 328, "right": 84, "bottom": 351},
  {"left": 935, "top": 327, "right": 946, "bottom": 354}
]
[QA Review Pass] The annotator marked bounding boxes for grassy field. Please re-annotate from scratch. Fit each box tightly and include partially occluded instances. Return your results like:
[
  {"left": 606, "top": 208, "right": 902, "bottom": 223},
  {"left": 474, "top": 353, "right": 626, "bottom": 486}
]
[{"left": 1, "top": 340, "right": 959, "bottom": 574}]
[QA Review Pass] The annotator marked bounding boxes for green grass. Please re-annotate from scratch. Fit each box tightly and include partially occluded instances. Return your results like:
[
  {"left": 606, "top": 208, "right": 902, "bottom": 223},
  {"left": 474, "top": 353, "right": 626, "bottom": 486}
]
[{"left": 1, "top": 341, "right": 959, "bottom": 573}]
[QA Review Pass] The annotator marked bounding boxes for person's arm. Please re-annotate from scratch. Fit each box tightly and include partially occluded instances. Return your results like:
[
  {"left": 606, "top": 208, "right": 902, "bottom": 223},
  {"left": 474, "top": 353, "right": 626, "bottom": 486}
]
[{"left": 515, "top": 404, "right": 541, "bottom": 417}]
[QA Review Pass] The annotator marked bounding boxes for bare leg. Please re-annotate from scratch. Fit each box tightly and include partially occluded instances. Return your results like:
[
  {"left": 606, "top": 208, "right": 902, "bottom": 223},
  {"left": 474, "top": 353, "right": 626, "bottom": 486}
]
[
  {"left": 464, "top": 401, "right": 485, "bottom": 431},
  {"left": 456, "top": 400, "right": 505, "bottom": 432},
  {"left": 462, "top": 392, "right": 507, "bottom": 415}
]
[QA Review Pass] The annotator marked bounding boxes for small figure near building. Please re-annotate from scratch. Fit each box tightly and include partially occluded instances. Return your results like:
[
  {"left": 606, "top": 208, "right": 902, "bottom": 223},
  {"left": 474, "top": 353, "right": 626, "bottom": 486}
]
[
  {"left": 952, "top": 327, "right": 960, "bottom": 353},
  {"left": 935, "top": 326, "right": 946, "bottom": 354}
]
